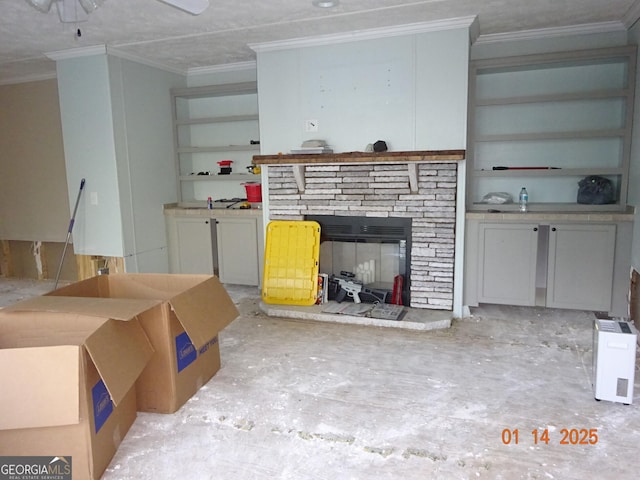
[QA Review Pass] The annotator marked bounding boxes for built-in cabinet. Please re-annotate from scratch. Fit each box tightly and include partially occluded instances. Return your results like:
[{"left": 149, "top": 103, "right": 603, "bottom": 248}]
[
  {"left": 545, "top": 224, "right": 616, "bottom": 310},
  {"left": 465, "top": 215, "right": 633, "bottom": 317},
  {"left": 476, "top": 223, "right": 539, "bottom": 306},
  {"left": 165, "top": 208, "right": 264, "bottom": 286},
  {"left": 476, "top": 222, "right": 616, "bottom": 311},
  {"left": 171, "top": 82, "right": 261, "bottom": 207},
  {"left": 467, "top": 46, "right": 636, "bottom": 212},
  {"left": 171, "top": 216, "right": 216, "bottom": 275},
  {"left": 466, "top": 45, "right": 636, "bottom": 318},
  {"left": 216, "top": 217, "right": 261, "bottom": 285}
]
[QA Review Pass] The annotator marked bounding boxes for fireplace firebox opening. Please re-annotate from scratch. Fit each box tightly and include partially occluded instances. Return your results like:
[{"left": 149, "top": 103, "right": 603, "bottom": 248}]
[{"left": 306, "top": 215, "right": 412, "bottom": 305}]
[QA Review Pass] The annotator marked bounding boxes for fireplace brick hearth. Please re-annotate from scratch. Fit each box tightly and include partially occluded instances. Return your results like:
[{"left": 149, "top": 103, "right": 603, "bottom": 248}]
[{"left": 254, "top": 152, "right": 462, "bottom": 310}]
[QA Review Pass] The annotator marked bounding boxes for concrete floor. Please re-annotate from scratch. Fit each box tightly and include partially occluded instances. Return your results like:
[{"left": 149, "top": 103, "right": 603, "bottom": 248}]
[{"left": 1, "top": 278, "right": 640, "bottom": 479}]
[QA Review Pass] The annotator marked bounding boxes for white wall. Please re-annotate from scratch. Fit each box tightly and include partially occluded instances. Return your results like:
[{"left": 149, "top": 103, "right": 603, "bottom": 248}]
[
  {"left": 56, "top": 53, "right": 185, "bottom": 271},
  {"left": 57, "top": 54, "right": 124, "bottom": 257},
  {"left": 108, "top": 56, "right": 185, "bottom": 272},
  {"left": 255, "top": 26, "right": 471, "bottom": 154}
]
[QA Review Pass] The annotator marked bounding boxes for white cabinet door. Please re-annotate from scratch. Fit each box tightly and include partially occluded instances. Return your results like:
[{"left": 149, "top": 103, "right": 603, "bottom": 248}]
[
  {"left": 174, "top": 217, "right": 215, "bottom": 274},
  {"left": 546, "top": 224, "right": 616, "bottom": 311},
  {"left": 216, "top": 217, "right": 259, "bottom": 285},
  {"left": 477, "top": 223, "right": 539, "bottom": 306}
]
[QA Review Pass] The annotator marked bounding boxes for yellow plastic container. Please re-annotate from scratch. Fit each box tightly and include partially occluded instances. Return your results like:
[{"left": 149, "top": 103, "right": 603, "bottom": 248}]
[{"left": 262, "top": 220, "right": 321, "bottom": 305}]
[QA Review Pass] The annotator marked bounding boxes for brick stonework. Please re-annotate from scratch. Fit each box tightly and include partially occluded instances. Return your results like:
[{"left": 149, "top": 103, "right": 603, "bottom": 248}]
[{"left": 266, "top": 162, "right": 457, "bottom": 310}]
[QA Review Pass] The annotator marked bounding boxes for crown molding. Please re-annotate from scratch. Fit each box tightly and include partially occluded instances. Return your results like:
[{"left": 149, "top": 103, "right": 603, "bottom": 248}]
[
  {"left": 473, "top": 21, "right": 627, "bottom": 46},
  {"left": 106, "top": 47, "right": 185, "bottom": 75},
  {"left": 45, "top": 44, "right": 106, "bottom": 61},
  {"left": 249, "top": 16, "right": 478, "bottom": 53},
  {"left": 468, "top": 15, "right": 480, "bottom": 45},
  {"left": 44, "top": 44, "right": 186, "bottom": 75},
  {"left": 187, "top": 60, "right": 257, "bottom": 77},
  {"left": 623, "top": 0, "right": 640, "bottom": 28},
  {"left": 0, "top": 72, "right": 57, "bottom": 86}
]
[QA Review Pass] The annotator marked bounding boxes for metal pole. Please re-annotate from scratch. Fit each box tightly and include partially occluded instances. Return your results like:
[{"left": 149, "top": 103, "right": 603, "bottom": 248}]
[{"left": 54, "top": 178, "right": 85, "bottom": 289}]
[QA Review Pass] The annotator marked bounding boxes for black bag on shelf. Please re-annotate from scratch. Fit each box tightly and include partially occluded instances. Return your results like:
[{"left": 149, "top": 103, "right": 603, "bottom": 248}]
[{"left": 577, "top": 175, "right": 615, "bottom": 205}]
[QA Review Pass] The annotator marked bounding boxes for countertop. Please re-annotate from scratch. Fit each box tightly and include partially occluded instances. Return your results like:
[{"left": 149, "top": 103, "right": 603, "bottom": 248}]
[
  {"left": 164, "top": 203, "right": 263, "bottom": 217},
  {"left": 466, "top": 206, "right": 635, "bottom": 222}
]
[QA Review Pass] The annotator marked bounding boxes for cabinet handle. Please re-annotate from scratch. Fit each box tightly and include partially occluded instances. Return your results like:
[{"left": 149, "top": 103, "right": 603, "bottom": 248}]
[
  {"left": 205, "top": 220, "right": 209, "bottom": 224},
  {"left": 551, "top": 227, "right": 556, "bottom": 232},
  {"left": 533, "top": 227, "right": 538, "bottom": 232}
]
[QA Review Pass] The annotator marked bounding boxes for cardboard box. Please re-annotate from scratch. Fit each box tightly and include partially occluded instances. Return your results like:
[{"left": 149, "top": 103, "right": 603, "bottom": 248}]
[
  {"left": 47, "top": 273, "right": 240, "bottom": 413},
  {"left": 0, "top": 300, "right": 154, "bottom": 480}
]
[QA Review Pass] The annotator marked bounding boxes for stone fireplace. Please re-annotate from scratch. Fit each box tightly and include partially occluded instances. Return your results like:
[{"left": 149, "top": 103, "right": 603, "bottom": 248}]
[{"left": 254, "top": 151, "right": 465, "bottom": 311}]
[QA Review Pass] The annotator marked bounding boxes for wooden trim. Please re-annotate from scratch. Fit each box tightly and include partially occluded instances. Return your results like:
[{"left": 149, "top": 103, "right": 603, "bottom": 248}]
[
  {"left": 106, "top": 257, "right": 125, "bottom": 274},
  {"left": 0, "top": 240, "right": 12, "bottom": 277},
  {"left": 253, "top": 150, "right": 465, "bottom": 165},
  {"left": 31, "top": 241, "right": 48, "bottom": 280},
  {"left": 75, "top": 255, "right": 125, "bottom": 280},
  {"left": 76, "top": 255, "right": 99, "bottom": 281}
]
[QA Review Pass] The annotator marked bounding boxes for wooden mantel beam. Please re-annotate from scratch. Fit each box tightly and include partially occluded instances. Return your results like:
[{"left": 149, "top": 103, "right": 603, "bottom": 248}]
[{"left": 253, "top": 150, "right": 465, "bottom": 165}]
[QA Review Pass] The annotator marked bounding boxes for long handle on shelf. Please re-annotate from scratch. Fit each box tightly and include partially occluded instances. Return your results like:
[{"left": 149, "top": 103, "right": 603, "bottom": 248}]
[{"left": 492, "top": 166, "right": 561, "bottom": 170}]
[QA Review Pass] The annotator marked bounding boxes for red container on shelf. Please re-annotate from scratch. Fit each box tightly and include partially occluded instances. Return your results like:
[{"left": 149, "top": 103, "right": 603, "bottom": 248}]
[
  {"left": 243, "top": 182, "right": 262, "bottom": 203},
  {"left": 217, "top": 160, "right": 233, "bottom": 166}
]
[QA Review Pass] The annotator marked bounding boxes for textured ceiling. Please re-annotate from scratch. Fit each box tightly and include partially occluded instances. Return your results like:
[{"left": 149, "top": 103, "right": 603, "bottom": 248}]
[{"left": 1, "top": 0, "right": 639, "bottom": 84}]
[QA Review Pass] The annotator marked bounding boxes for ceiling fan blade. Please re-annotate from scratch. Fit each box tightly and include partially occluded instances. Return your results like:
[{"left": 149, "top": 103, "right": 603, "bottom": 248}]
[
  {"left": 157, "top": 0, "right": 209, "bottom": 15},
  {"left": 25, "top": 0, "right": 54, "bottom": 13}
]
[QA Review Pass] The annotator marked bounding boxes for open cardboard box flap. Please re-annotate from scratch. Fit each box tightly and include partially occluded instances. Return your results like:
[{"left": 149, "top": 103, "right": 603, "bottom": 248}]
[
  {"left": 48, "top": 273, "right": 214, "bottom": 301},
  {"left": 47, "top": 274, "right": 240, "bottom": 350},
  {"left": 103, "top": 273, "right": 215, "bottom": 299},
  {"left": 84, "top": 317, "right": 154, "bottom": 405},
  {"left": 168, "top": 276, "right": 239, "bottom": 349},
  {"left": 96, "top": 274, "right": 240, "bottom": 348},
  {"left": 0, "top": 303, "right": 154, "bottom": 431},
  {"left": 7, "top": 295, "right": 160, "bottom": 321}
]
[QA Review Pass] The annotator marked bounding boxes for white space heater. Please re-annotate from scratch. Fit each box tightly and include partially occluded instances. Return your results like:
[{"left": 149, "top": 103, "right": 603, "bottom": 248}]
[{"left": 592, "top": 319, "right": 637, "bottom": 404}]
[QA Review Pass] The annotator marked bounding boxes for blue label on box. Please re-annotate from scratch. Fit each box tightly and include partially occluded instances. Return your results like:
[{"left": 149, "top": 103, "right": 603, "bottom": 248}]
[
  {"left": 91, "top": 379, "right": 113, "bottom": 434},
  {"left": 175, "top": 331, "right": 197, "bottom": 373}
]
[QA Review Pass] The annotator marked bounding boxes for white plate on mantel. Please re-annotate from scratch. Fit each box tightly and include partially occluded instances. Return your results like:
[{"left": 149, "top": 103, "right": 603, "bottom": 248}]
[{"left": 290, "top": 147, "right": 334, "bottom": 154}]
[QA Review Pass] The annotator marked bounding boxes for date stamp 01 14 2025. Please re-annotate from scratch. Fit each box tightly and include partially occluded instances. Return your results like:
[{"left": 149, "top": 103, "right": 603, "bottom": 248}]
[{"left": 501, "top": 428, "right": 599, "bottom": 446}]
